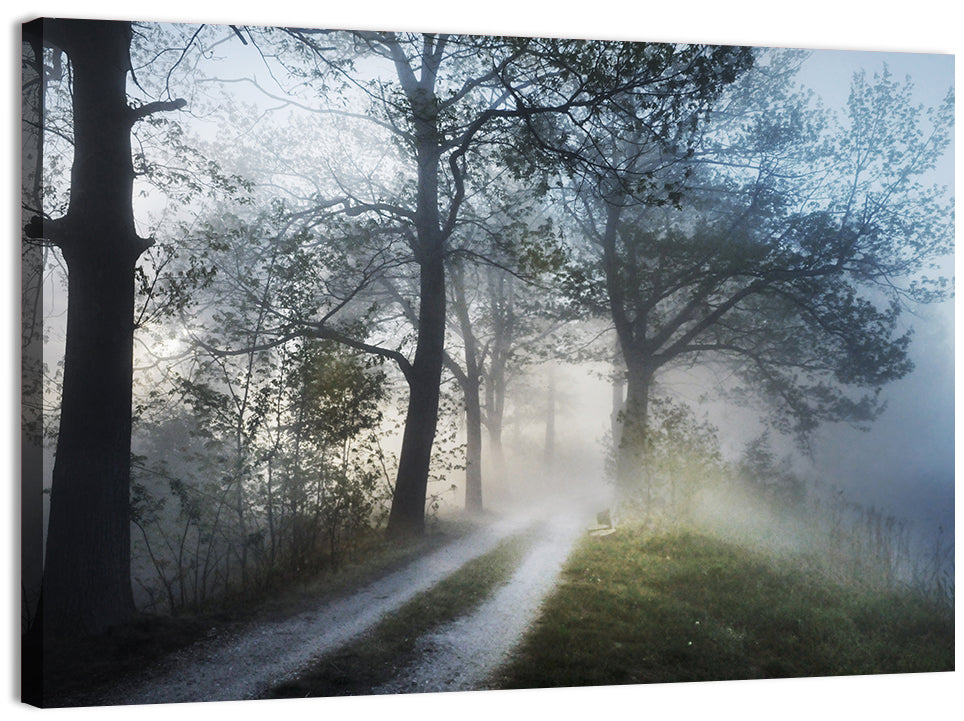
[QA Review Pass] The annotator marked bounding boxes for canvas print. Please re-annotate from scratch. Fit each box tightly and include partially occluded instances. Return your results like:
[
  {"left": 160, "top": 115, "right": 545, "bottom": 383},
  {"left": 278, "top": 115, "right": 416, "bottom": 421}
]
[{"left": 20, "top": 17, "right": 954, "bottom": 709}]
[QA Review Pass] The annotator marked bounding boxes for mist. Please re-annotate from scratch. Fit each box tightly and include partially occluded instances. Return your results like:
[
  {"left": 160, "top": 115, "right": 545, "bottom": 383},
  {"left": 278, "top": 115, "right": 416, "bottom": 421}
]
[{"left": 21, "top": 20, "right": 955, "bottom": 713}]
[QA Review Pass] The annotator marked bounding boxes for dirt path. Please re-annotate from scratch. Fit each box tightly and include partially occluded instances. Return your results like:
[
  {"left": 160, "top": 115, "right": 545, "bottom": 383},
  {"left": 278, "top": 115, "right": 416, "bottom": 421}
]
[
  {"left": 371, "top": 512, "right": 585, "bottom": 695},
  {"left": 103, "top": 507, "right": 586, "bottom": 705}
]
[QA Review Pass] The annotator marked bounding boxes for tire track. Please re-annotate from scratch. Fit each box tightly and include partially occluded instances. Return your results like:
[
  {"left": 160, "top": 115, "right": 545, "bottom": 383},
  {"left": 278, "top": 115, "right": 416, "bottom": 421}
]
[
  {"left": 370, "top": 512, "right": 585, "bottom": 695},
  {"left": 103, "top": 512, "right": 546, "bottom": 704}
]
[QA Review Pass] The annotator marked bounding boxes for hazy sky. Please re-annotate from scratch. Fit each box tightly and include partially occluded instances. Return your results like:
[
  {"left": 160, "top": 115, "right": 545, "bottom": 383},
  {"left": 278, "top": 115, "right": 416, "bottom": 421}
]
[{"left": 789, "top": 49, "right": 955, "bottom": 535}]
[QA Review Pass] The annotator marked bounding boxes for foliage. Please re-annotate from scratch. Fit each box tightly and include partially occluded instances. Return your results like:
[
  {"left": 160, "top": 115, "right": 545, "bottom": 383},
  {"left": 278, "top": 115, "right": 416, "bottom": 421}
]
[
  {"left": 131, "top": 330, "right": 389, "bottom": 611},
  {"left": 636, "top": 396, "right": 726, "bottom": 515},
  {"left": 736, "top": 432, "right": 806, "bottom": 508}
]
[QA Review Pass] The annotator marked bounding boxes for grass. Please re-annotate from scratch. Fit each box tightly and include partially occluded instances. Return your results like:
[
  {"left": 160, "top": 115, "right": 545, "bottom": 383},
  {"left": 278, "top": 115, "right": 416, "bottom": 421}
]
[
  {"left": 262, "top": 530, "right": 533, "bottom": 698},
  {"left": 493, "top": 525, "right": 954, "bottom": 689},
  {"left": 30, "top": 516, "right": 477, "bottom": 707}
]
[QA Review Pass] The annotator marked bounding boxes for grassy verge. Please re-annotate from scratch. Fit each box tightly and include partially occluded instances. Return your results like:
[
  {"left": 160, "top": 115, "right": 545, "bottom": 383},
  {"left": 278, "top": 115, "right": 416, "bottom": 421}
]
[
  {"left": 35, "top": 517, "right": 476, "bottom": 707},
  {"left": 262, "top": 530, "right": 534, "bottom": 698},
  {"left": 493, "top": 525, "right": 953, "bottom": 689}
]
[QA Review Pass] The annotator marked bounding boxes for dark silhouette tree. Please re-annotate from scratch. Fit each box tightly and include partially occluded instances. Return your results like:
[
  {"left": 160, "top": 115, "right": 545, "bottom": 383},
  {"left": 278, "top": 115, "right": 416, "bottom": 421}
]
[{"left": 23, "top": 19, "right": 186, "bottom": 636}]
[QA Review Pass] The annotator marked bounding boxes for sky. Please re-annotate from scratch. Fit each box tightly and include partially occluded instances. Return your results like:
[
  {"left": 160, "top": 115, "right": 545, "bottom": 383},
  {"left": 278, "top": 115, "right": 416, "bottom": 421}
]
[
  {"left": 6, "top": 2, "right": 960, "bottom": 721},
  {"left": 786, "top": 49, "right": 955, "bottom": 537}
]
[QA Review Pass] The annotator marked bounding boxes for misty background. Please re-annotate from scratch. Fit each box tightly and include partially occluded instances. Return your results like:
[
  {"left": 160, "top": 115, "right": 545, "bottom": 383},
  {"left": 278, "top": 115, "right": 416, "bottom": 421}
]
[{"left": 27, "top": 28, "right": 953, "bottom": 609}]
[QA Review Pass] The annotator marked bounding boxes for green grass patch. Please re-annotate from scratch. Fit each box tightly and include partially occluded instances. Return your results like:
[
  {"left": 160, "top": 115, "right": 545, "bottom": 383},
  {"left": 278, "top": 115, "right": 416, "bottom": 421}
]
[
  {"left": 493, "top": 526, "right": 953, "bottom": 689},
  {"left": 262, "top": 530, "right": 534, "bottom": 698}
]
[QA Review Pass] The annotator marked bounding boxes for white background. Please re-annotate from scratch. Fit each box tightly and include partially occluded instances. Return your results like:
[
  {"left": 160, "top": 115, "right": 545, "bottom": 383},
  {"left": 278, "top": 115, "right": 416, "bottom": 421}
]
[{"left": 4, "top": 2, "right": 960, "bottom": 719}]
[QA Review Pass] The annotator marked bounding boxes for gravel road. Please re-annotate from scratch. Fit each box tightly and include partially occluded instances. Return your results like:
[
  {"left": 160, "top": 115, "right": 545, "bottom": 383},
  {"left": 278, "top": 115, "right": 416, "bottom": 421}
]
[
  {"left": 372, "top": 512, "right": 585, "bottom": 695},
  {"left": 103, "top": 506, "right": 588, "bottom": 705}
]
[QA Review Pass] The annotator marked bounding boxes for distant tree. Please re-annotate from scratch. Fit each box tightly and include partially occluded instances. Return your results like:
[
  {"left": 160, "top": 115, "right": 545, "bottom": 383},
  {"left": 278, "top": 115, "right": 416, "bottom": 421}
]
[
  {"left": 23, "top": 19, "right": 187, "bottom": 636},
  {"left": 444, "top": 251, "right": 568, "bottom": 510},
  {"left": 736, "top": 433, "right": 806, "bottom": 509}
]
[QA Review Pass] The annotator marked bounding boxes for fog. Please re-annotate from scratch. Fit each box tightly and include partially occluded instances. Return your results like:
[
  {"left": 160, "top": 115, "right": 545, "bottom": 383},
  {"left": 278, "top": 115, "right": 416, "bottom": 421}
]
[
  {"left": 24, "top": 18, "right": 954, "bottom": 642},
  {"left": 793, "top": 50, "right": 955, "bottom": 544}
]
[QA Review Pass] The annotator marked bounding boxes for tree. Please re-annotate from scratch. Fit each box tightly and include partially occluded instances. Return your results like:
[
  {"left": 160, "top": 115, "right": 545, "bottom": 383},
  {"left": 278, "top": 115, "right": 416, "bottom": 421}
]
[
  {"left": 639, "top": 395, "right": 725, "bottom": 516},
  {"left": 268, "top": 33, "right": 759, "bottom": 536},
  {"left": 736, "top": 432, "right": 805, "bottom": 509},
  {"left": 573, "top": 56, "right": 953, "bottom": 501},
  {"left": 447, "top": 235, "right": 576, "bottom": 506},
  {"left": 23, "top": 19, "right": 186, "bottom": 636}
]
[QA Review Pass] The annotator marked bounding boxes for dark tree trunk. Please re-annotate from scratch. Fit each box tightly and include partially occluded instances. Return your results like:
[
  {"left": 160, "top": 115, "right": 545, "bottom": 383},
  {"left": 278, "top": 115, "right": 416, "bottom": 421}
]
[
  {"left": 385, "top": 41, "right": 449, "bottom": 539},
  {"left": 611, "top": 366, "right": 625, "bottom": 444},
  {"left": 615, "top": 357, "right": 655, "bottom": 500},
  {"left": 44, "top": 247, "right": 141, "bottom": 634},
  {"left": 450, "top": 265, "right": 484, "bottom": 513},
  {"left": 387, "top": 253, "right": 446, "bottom": 538},
  {"left": 38, "top": 19, "right": 143, "bottom": 636},
  {"left": 484, "top": 354, "right": 507, "bottom": 495},
  {"left": 25, "top": 19, "right": 181, "bottom": 636},
  {"left": 599, "top": 194, "right": 656, "bottom": 502},
  {"left": 483, "top": 270, "right": 512, "bottom": 492},
  {"left": 463, "top": 375, "right": 484, "bottom": 513},
  {"left": 485, "top": 370, "right": 507, "bottom": 499}
]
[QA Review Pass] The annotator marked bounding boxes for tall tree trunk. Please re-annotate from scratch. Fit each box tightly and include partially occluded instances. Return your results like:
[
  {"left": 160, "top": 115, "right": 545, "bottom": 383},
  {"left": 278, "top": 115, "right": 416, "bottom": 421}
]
[
  {"left": 484, "top": 351, "right": 507, "bottom": 497},
  {"left": 385, "top": 39, "right": 448, "bottom": 539},
  {"left": 34, "top": 18, "right": 143, "bottom": 637},
  {"left": 483, "top": 269, "right": 511, "bottom": 493},
  {"left": 616, "top": 357, "right": 655, "bottom": 502},
  {"left": 451, "top": 265, "right": 484, "bottom": 513},
  {"left": 25, "top": 19, "right": 183, "bottom": 637},
  {"left": 463, "top": 375, "right": 484, "bottom": 513},
  {"left": 387, "top": 253, "right": 446, "bottom": 538},
  {"left": 599, "top": 193, "right": 656, "bottom": 504},
  {"left": 610, "top": 347, "right": 625, "bottom": 444},
  {"left": 43, "top": 246, "right": 141, "bottom": 634},
  {"left": 611, "top": 370, "right": 625, "bottom": 444}
]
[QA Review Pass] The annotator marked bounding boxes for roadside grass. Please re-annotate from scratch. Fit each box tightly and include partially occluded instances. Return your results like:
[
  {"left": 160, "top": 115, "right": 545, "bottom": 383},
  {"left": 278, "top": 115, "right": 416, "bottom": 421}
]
[
  {"left": 34, "top": 515, "right": 477, "bottom": 707},
  {"left": 262, "top": 529, "right": 534, "bottom": 698},
  {"left": 493, "top": 525, "right": 954, "bottom": 689}
]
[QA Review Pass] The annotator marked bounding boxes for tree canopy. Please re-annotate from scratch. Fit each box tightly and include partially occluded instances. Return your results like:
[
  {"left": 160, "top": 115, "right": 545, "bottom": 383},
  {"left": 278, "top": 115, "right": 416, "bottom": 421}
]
[{"left": 23, "top": 20, "right": 954, "bottom": 638}]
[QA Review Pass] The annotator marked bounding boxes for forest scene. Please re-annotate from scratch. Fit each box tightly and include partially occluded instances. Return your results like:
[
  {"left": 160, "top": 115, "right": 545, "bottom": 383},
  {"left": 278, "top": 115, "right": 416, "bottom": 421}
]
[{"left": 19, "top": 9, "right": 954, "bottom": 715}]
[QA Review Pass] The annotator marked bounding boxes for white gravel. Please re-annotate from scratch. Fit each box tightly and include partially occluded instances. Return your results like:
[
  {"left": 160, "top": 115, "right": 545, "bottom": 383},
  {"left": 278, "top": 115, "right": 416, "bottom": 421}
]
[
  {"left": 371, "top": 512, "right": 586, "bottom": 695},
  {"left": 104, "top": 511, "right": 551, "bottom": 705}
]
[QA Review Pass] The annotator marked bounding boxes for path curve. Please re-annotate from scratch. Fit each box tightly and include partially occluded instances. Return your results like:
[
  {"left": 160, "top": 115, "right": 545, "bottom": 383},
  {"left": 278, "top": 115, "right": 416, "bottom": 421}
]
[
  {"left": 372, "top": 512, "right": 585, "bottom": 694},
  {"left": 105, "top": 511, "right": 550, "bottom": 705}
]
